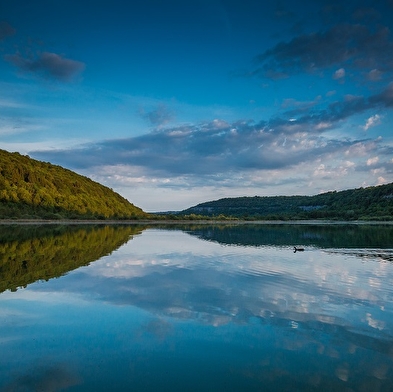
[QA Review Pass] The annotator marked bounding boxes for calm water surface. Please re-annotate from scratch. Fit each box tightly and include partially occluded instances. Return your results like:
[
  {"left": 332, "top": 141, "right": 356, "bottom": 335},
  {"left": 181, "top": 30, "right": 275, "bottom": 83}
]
[{"left": 1, "top": 224, "right": 393, "bottom": 391}]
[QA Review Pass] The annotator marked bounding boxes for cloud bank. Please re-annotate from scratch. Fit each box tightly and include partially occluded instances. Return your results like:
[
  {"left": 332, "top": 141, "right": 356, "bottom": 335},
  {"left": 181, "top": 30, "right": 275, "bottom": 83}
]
[
  {"left": 251, "top": 24, "right": 393, "bottom": 80},
  {"left": 31, "top": 82, "right": 393, "bottom": 196}
]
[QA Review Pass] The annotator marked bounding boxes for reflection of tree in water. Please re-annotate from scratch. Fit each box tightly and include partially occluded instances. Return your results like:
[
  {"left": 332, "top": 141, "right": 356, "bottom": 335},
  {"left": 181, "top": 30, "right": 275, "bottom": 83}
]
[
  {"left": 0, "top": 224, "right": 145, "bottom": 293},
  {"left": 179, "top": 224, "right": 393, "bottom": 249}
]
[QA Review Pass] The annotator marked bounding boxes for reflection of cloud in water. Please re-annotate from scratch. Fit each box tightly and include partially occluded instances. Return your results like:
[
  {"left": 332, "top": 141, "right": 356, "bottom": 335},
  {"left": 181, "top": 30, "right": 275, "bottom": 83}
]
[
  {"left": 4, "top": 228, "right": 393, "bottom": 391},
  {"left": 60, "top": 262, "right": 393, "bottom": 354},
  {"left": 4, "top": 363, "right": 80, "bottom": 392},
  {"left": 31, "top": 230, "right": 393, "bottom": 361},
  {"left": 366, "top": 312, "right": 386, "bottom": 331}
]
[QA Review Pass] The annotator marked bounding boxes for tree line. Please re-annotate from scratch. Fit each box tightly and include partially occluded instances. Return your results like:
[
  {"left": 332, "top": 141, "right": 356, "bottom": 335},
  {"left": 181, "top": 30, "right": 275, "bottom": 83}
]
[{"left": 178, "top": 183, "right": 393, "bottom": 221}]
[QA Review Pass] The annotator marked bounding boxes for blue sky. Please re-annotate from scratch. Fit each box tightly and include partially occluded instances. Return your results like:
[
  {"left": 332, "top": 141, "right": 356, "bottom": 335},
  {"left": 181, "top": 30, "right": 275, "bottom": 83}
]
[{"left": 1, "top": 0, "right": 393, "bottom": 211}]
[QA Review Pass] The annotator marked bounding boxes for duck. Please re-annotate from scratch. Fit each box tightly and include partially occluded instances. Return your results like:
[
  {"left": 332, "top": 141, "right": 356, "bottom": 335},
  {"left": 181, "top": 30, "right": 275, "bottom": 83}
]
[{"left": 293, "top": 246, "right": 305, "bottom": 253}]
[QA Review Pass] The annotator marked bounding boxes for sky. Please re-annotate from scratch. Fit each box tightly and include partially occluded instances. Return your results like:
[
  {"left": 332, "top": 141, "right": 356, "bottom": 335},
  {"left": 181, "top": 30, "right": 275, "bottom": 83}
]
[{"left": 1, "top": 0, "right": 393, "bottom": 212}]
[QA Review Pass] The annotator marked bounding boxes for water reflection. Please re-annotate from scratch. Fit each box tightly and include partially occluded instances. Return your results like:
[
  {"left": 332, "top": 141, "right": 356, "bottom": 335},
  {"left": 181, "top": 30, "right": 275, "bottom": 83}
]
[
  {"left": 1, "top": 224, "right": 393, "bottom": 391},
  {"left": 0, "top": 224, "right": 144, "bottom": 292},
  {"left": 179, "top": 223, "right": 393, "bottom": 248}
]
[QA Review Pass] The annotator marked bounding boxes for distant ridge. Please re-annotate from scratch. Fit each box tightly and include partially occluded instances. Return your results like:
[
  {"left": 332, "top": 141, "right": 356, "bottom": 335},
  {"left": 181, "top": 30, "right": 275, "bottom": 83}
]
[
  {"left": 180, "top": 183, "right": 393, "bottom": 221},
  {"left": 0, "top": 149, "right": 147, "bottom": 220}
]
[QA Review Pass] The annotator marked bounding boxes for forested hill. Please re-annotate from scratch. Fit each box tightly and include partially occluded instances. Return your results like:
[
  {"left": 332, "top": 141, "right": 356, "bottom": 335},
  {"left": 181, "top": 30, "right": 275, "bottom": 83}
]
[
  {"left": 181, "top": 183, "right": 393, "bottom": 221},
  {"left": 0, "top": 149, "right": 147, "bottom": 220}
]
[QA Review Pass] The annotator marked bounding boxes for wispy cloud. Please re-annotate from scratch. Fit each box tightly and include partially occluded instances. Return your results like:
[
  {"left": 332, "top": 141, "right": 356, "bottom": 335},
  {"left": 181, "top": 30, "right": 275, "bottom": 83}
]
[
  {"left": 139, "top": 104, "right": 174, "bottom": 127},
  {"left": 272, "top": 82, "right": 393, "bottom": 134},
  {"left": 5, "top": 52, "right": 85, "bottom": 82},
  {"left": 251, "top": 23, "right": 393, "bottom": 80},
  {"left": 332, "top": 67, "right": 345, "bottom": 80},
  {"left": 363, "top": 114, "right": 382, "bottom": 131},
  {"left": 367, "top": 69, "right": 383, "bottom": 81}
]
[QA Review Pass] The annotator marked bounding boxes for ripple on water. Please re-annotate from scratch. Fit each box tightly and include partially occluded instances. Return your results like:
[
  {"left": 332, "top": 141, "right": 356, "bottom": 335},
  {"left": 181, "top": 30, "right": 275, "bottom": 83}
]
[{"left": 324, "top": 248, "right": 393, "bottom": 263}]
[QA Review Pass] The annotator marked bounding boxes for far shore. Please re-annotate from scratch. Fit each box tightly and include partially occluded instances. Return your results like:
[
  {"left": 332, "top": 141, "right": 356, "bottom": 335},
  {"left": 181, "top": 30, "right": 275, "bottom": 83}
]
[{"left": 0, "top": 219, "right": 392, "bottom": 225}]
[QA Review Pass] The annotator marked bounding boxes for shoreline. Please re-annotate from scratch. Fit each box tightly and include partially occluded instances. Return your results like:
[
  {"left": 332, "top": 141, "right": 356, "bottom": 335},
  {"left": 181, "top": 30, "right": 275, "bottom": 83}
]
[{"left": 0, "top": 219, "right": 392, "bottom": 225}]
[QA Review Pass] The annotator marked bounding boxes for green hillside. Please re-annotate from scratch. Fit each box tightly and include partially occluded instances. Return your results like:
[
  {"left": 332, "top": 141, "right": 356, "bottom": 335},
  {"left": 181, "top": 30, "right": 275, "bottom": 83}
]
[
  {"left": 0, "top": 149, "right": 147, "bottom": 220},
  {"left": 180, "top": 183, "right": 393, "bottom": 221}
]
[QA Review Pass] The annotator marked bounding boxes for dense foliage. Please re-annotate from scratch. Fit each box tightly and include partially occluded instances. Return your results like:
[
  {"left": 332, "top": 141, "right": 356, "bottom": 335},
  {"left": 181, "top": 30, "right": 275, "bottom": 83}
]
[
  {"left": 0, "top": 149, "right": 147, "bottom": 219},
  {"left": 0, "top": 224, "right": 144, "bottom": 292},
  {"left": 180, "top": 183, "right": 393, "bottom": 221}
]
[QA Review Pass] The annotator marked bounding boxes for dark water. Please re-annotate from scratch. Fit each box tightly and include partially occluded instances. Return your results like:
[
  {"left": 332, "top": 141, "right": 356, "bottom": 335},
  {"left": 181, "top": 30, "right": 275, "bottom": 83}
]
[{"left": 1, "top": 223, "right": 393, "bottom": 391}]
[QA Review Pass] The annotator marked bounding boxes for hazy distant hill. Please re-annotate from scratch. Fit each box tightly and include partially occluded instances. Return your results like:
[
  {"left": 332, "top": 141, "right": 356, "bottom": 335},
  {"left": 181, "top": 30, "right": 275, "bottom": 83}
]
[
  {"left": 0, "top": 149, "right": 147, "bottom": 220},
  {"left": 181, "top": 183, "right": 393, "bottom": 221}
]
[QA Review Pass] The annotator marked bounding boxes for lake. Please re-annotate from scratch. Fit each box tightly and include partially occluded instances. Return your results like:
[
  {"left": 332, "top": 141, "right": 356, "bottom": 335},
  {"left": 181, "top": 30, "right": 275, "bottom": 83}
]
[{"left": 1, "top": 223, "right": 393, "bottom": 391}]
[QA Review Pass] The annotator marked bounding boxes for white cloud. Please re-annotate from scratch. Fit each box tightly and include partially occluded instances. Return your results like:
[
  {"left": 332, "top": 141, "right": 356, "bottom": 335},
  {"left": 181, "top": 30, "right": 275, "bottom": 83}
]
[
  {"left": 312, "top": 160, "right": 355, "bottom": 179},
  {"left": 377, "top": 176, "right": 387, "bottom": 185},
  {"left": 333, "top": 68, "right": 345, "bottom": 80},
  {"left": 363, "top": 114, "right": 382, "bottom": 131},
  {"left": 366, "top": 156, "right": 379, "bottom": 166},
  {"left": 367, "top": 69, "right": 382, "bottom": 81}
]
